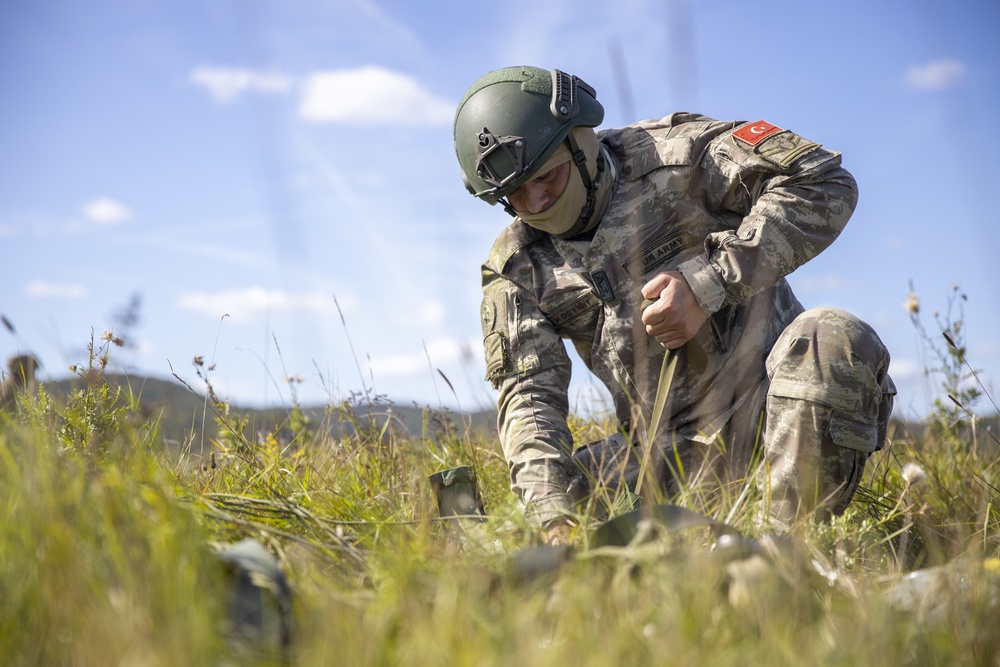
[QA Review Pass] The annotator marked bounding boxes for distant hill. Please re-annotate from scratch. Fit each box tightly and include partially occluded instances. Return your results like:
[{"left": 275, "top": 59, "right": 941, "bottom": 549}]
[
  {"left": 37, "top": 373, "right": 1000, "bottom": 459},
  {"left": 43, "top": 373, "right": 498, "bottom": 460}
]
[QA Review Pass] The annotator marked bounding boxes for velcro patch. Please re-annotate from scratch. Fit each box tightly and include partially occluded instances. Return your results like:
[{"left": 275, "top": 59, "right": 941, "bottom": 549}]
[
  {"left": 621, "top": 230, "right": 696, "bottom": 279},
  {"left": 546, "top": 293, "right": 601, "bottom": 328},
  {"left": 733, "top": 120, "right": 782, "bottom": 146},
  {"left": 754, "top": 130, "right": 820, "bottom": 169},
  {"left": 589, "top": 269, "right": 616, "bottom": 303}
]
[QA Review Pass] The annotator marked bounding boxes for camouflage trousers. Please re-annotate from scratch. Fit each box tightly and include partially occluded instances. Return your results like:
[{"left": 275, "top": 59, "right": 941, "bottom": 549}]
[{"left": 572, "top": 307, "right": 895, "bottom": 529}]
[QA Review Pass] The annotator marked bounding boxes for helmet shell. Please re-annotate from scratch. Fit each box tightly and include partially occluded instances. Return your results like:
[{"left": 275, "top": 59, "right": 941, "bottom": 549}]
[{"left": 454, "top": 66, "right": 604, "bottom": 204}]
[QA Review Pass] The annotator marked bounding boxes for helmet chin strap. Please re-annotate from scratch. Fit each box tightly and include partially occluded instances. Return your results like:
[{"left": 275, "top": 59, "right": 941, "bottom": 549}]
[
  {"left": 550, "top": 133, "right": 606, "bottom": 239},
  {"left": 501, "top": 133, "right": 606, "bottom": 228},
  {"left": 498, "top": 197, "right": 517, "bottom": 217}
]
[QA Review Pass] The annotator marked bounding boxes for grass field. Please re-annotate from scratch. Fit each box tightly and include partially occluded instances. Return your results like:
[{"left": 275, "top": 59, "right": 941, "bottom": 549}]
[{"left": 2, "top": 322, "right": 999, "bottom": 666}]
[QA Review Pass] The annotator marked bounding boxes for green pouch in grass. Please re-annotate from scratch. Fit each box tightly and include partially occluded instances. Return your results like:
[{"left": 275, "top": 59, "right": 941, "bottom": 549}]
[{"left": 429, "top": 466, "right": 486, "bottom": 520}]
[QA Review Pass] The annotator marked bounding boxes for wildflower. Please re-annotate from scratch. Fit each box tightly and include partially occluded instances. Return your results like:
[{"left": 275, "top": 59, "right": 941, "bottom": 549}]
[
  {"left": 901, "top": 462, "right": 926, "bottom": 487},
  {"left": 904, "top": 292, "right": 919, "bottom": 315}
]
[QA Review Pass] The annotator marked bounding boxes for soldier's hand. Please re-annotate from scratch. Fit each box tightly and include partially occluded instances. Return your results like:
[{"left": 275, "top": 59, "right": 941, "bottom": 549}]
[
  {"left": 641, "top": 271, "right": 709, "bottom": 349},
  {"left": 541, "top": 522, "right": 574, "bottom": 546}
]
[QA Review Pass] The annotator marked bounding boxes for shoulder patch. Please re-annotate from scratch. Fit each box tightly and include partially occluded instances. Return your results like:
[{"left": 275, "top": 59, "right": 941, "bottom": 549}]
[
  {"left": 733, "top": 120, "right": 782, "bottom": 146},
  {"left": 754, "top": 131, "right": 820, "bottom": 169},
  {"left": 732, "top": 121, "right": 821, "bottom": 170},
  {"left": 480, "top": 297, "right": 496, "bottom": 332}
]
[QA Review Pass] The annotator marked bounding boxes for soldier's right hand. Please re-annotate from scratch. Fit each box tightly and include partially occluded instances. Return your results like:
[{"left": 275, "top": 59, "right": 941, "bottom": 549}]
[{"left": 640, "top": 271, "right": 709, "bottom": 349}]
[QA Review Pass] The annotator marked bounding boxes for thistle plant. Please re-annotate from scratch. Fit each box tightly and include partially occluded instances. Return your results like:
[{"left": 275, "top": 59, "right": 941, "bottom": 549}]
[{"left": 905, "top": 282, "right": 991, "bottom": 451}]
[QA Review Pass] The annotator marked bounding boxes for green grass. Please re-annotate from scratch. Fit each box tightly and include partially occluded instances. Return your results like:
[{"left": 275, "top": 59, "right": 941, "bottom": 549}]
[{"left": 1, "top": 327, "right": 999, "bottom": 666}]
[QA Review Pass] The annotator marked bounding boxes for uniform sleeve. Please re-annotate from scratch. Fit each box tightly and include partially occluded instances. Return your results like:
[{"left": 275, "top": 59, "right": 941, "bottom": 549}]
[
  {"left": 677, "top": 122, "right": 859, "bottom": 313},
  {"left": 481, "top": 262, "right": 580, "bottom": 527}
]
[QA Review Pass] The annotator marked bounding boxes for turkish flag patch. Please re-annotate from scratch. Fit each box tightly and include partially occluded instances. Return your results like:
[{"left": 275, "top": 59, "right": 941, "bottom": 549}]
[{"left": 733, "top": 120, "right": 783, "bottom": 147}]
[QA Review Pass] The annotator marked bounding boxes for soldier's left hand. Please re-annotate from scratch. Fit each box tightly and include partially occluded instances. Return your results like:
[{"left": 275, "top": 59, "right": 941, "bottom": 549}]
[
  {"left": 541, "top": 522, "right": 574, "bottom": 546},
  {"left": 641, "top": 271, "right": 709, "bottom": 349}
]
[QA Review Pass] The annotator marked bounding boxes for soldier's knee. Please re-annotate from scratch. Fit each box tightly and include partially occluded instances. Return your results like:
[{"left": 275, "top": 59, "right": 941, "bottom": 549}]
[
  {"left": 772, "top": 307, "right": 887, "bottom": 369},
  {"left": 766, "top": 307, "right": 894, "bottom": 454}
]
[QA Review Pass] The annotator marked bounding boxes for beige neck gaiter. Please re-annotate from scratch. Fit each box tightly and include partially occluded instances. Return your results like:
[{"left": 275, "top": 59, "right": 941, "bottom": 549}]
[{"left": 517, "top": 127, "right": 613, "bottom": 239}]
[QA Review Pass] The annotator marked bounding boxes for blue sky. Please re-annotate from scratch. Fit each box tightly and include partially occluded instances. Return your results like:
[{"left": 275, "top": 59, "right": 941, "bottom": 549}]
[{"left": 1, "top": 0, "right": 998, "bottom": 421}]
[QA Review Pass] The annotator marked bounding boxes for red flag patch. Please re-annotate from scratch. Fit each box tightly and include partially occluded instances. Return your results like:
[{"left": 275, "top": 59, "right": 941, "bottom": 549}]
[{"left": 733, "top": 120, "right": 782, "bottom": 147}]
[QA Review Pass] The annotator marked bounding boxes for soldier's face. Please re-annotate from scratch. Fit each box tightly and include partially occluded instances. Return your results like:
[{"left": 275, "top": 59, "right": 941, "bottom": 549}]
[{"left": 507, "top": 162, "right": 571, "bottom": 214}]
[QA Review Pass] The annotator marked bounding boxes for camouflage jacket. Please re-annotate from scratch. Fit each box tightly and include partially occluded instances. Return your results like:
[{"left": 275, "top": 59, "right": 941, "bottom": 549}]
[{"left": 480, "top": 113, "right": 859, "bottom": 526}]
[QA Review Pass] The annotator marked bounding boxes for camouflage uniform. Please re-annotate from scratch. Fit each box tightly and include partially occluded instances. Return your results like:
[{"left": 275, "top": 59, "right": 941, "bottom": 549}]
[{"left": 480, "top": 113, "right": 895, "bottom": 529}]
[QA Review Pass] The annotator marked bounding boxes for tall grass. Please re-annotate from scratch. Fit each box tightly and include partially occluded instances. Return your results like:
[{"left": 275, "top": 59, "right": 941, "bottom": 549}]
[{"left": 1, "top": 305, "right": 999, "bottom": 666}]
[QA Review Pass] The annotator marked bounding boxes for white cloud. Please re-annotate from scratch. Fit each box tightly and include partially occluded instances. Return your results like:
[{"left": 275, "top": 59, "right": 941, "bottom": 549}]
[
  {"left": 387, "top": 302, "right": 447, "bottom": 328},
  {"left": 299, "top": 66, "right": 453, "bottom": 126},
  {"left": 368, "top": 337, "right": 472, "bottom": 378},
  {"left": 904, "top": 59, "right": 965, "bottom": 91},
  {"left": 417, "top": 302, "right": 446, "bottom": 327},
  {"left": 26, "top": 280, "right": 88, "bottom": 299},
  {"left": 189, "top": 66, "right": 294, "bottom": 104},
  {"left": 888, "top": 357, "right": 921, "bottom": 380},
  {"left": 176, "top": 287, "right": 341, "bottom": 322},
  {"left": 82, "top": 197, "right": 132, "bottom": 225}
]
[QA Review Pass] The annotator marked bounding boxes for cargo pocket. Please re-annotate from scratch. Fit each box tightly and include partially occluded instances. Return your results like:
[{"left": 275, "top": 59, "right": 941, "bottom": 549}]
[
  {"left": 822, "top": 411, "right": 879, "bottom": 515},
  {"left": 825, "top": 445, "right": 868, "bottom": 517},
  {"left": 483, "top": 331, "right": 511, "bottom": 388},
  {"left": 828, "top": 412, "right": 880, "bottom": 454}
]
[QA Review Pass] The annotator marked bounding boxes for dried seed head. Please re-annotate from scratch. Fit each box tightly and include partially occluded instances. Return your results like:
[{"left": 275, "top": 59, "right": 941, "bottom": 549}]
[
  {"left": 901, "top": 462, "right": 927, "bottom": 487},
  {"left": 68, "top": 364, "right": 78, "bottom": 373},
  {"left": 112, "top": 337, "right": 125, "bottom": 348},
  {"left": 193, "top": 355, "right": 204, "bottom": 367},
  {"left": 101, "top": 329, "right": 115, "bottom": 342},
  {"left": 904, "top": 292, "right": 919, "bottom": 315}
]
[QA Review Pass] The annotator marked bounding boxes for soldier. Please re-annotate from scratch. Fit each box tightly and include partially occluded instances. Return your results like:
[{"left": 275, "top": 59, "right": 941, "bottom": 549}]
[
  {"left": 453, "top": 66, "right": 895, "bottom": 543},
  {"left": 0, "top": 354, "right": 40, "bottom": 414}
]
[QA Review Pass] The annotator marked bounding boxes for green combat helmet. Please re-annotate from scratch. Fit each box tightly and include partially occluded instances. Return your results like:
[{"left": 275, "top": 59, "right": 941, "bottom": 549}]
[{"left": 454, "top": 66, "right": 605, "bottom": 216}]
